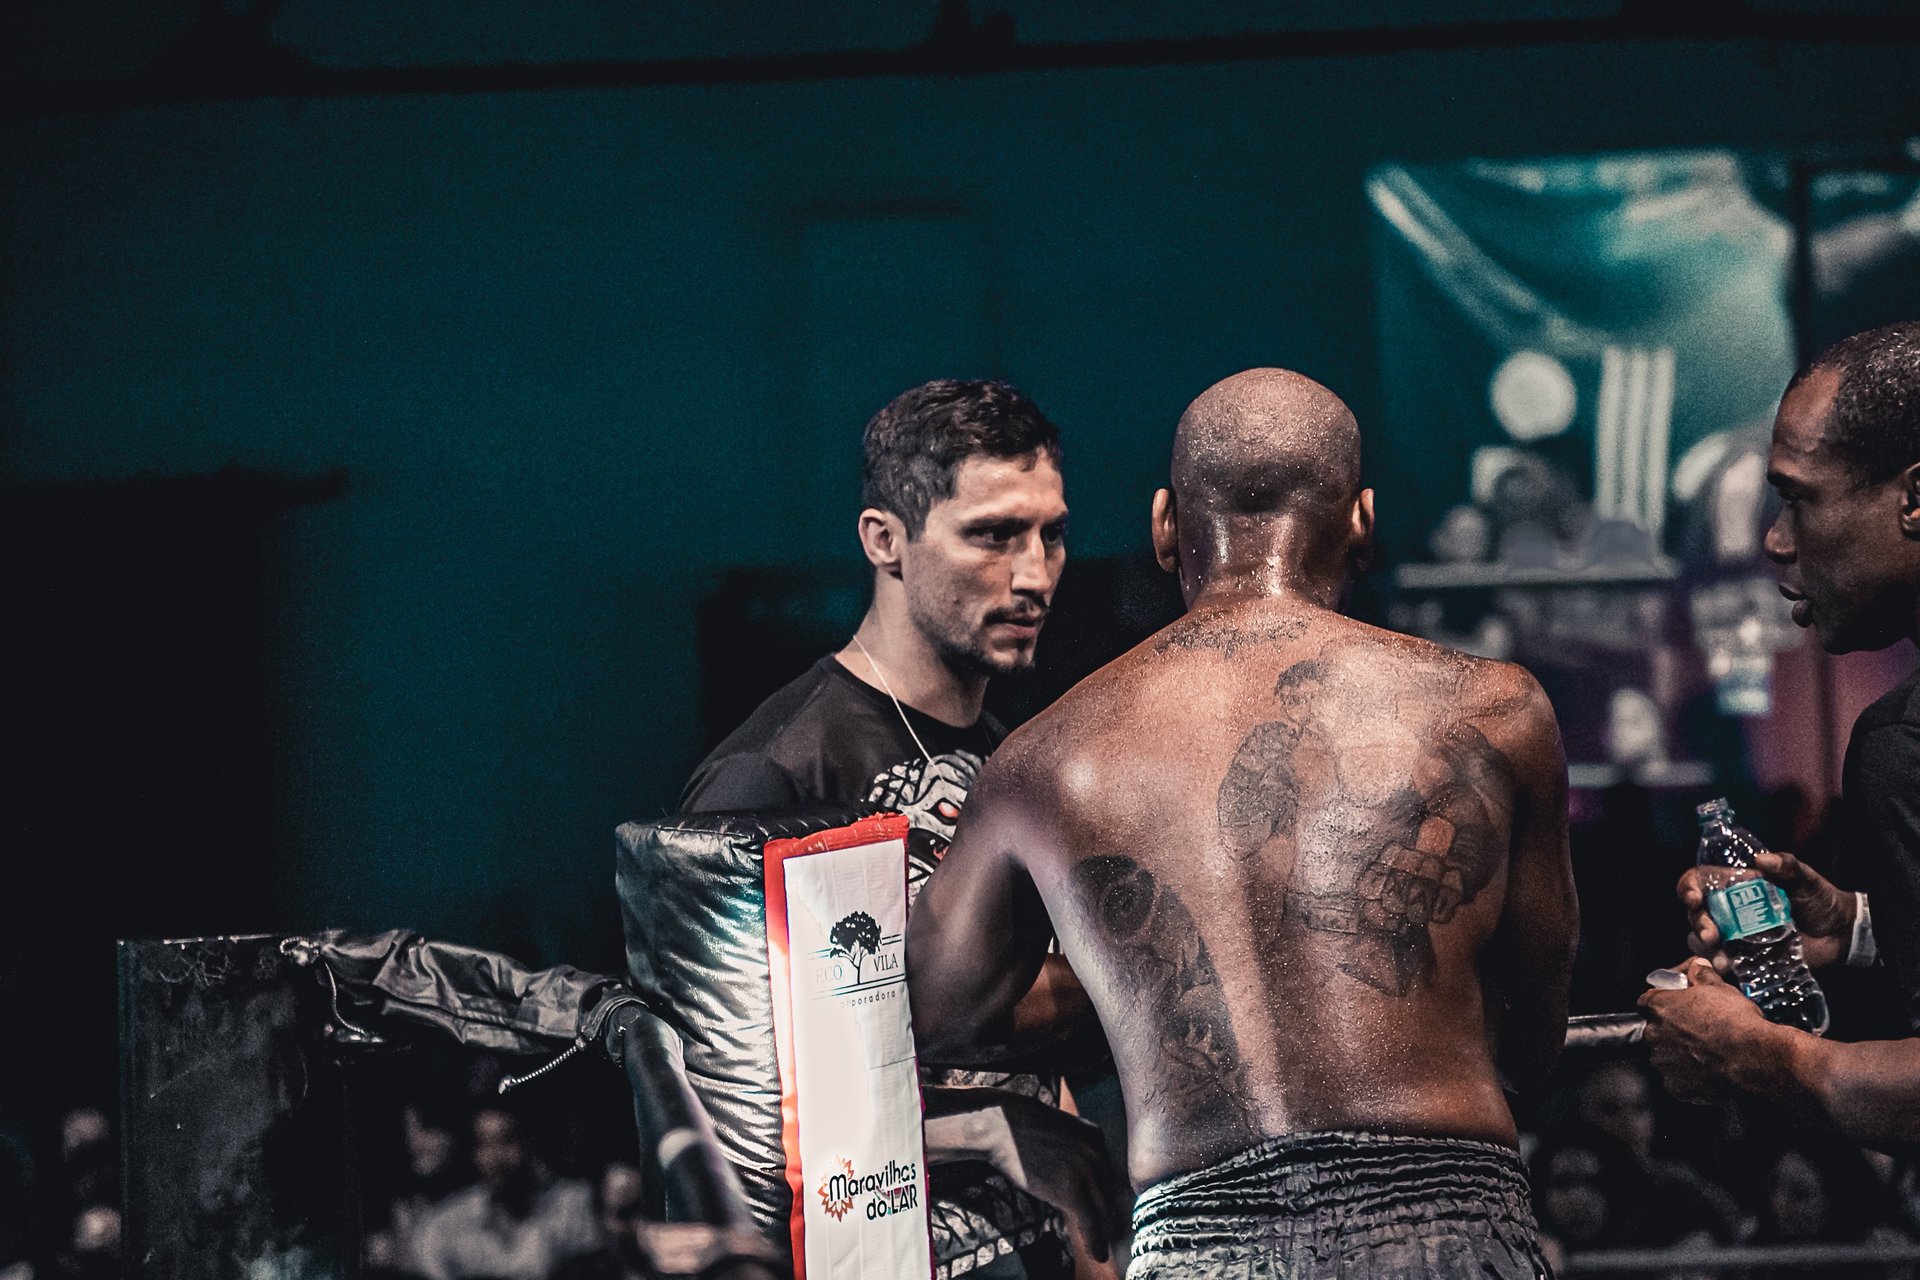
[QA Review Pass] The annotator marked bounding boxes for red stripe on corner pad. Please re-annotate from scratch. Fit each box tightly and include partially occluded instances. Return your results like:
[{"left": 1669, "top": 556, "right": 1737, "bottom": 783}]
[{"left": 764, "top": 812, "right": 911, "bottom": 862}]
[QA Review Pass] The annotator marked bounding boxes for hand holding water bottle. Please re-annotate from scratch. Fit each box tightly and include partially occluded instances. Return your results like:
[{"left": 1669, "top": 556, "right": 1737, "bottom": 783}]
[
  {"left": 1674, "top": 843, "right": 1858, "bottom": 976},
  {"left": 1677, "top": 798, "right": 1831, "bottom": 1036}
]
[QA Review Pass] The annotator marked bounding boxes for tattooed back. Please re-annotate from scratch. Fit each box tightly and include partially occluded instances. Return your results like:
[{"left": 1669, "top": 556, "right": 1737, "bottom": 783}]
[{"left": 990, "top": 600, "right": 1574, "bottom": 1188}]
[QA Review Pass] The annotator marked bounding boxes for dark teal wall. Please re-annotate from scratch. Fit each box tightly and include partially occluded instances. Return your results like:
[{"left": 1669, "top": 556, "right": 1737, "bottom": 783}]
[{"left": 6, "top": 38, "right": 1919, "bottom": 959}]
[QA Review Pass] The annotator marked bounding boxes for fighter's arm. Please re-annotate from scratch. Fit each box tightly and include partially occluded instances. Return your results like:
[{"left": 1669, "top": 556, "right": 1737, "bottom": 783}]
[
  {"left": 1641, "top": 961, "right": 1920, "bottom": 1153},
  {"left": 906, "top": 748, "right": 1092, "bottom": 1066},
  {"left": 1482, "top": 671, "right": 1578, "bottom": 1094}
]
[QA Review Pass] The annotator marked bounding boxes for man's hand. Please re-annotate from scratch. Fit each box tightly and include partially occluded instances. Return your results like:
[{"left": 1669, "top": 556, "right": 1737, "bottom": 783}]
[
  {"left": 1638, "top": 958, "right": 1786, "bottom": 1102},
  {"left": 1676, "top": 852, "right": 1856, "bottom": 974},
  {"left": 1640, "top": 960, "right": 1920, "bottom": 1151},
  {"left": 924, "top": 1087, "right": 1124, "bottom": 1263}
]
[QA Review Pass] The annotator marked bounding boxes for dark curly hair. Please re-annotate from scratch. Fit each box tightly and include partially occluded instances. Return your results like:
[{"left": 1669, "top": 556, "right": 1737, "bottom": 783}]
[{"left": 861, "top": 380, "right": 1061, "bottom": 537}]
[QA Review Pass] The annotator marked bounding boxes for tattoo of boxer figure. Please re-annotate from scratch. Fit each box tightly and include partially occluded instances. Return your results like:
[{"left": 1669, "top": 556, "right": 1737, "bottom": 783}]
[
  {"left": 1216, "top": 659, "right": 1325, "bottom": 854},
  {"left": 1072, "top": 855, "right": 1259, "bottom": 1140},
  {"left": 1218, "top": 655, "right": 1519, "bottom": 996}
]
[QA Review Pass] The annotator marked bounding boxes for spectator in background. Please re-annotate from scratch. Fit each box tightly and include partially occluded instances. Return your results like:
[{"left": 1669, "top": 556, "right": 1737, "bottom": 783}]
[
  {"left": 1745, "top": 1139, "right": 1915, "bottom": 1280},
  {"left": 38, "top": 1109, "right": 119, "bottom": 1280},
  {"left": 1868, "top": 1150, "right": 1920, "bottom": 1243},
  {"left": 552, "top": 1163, "right": 645, "bottom": 1280},
  {"left": 1530, "top": 1121, "right": 1721, "bottom": 1259},
  {"left": 1530, "top": 1123, "right": 1641, "bottom": 1265},
  {"left": 1571, "top": 1063, "right": 1745, "bottom": 1243},
  {"left": 406, "top": 1105, "right": 597, "bottom": 1280},
  {"left": 50, "top": 1110, "right": 115, "bottom": 1236},
  {"left": 393, "top": 1100, "right": 472, "bottom": 1232},
  {"left": 368, "top": 1097, "right": 473, "bottom": 1277},
  {"left": 47, "top": 1206, "right": 118, "bottom": 1280}
]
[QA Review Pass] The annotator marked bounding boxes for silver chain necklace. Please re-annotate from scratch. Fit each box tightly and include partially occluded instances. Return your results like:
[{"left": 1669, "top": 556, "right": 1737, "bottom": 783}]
[{"left": 850, "top": 634, "right": 934, "bottom": 769}]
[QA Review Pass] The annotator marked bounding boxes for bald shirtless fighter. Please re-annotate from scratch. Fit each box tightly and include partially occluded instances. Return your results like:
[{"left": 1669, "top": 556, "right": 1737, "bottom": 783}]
[{"left": 907, "top": 370, "right": 1577, "bottom": 1278}]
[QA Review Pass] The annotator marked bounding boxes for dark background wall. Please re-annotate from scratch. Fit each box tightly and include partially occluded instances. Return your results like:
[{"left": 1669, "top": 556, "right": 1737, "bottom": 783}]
[{"left": 4, "top": 6, "right": 1920, "bottom": 1112}]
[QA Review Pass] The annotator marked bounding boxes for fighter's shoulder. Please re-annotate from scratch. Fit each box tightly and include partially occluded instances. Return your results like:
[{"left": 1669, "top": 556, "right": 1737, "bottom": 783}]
[
  {"left": 979, "top": 687, "right": 1099, "bottom": 786},
  {"left": 1333, "top": 621, "right": 1555, "bottom": 732},
  {"left": 1433, "top": 647, "right": 1560, "bottom": 770},
  {"left": 972, "top": 655, "right": 1142, "bottom": 802}
]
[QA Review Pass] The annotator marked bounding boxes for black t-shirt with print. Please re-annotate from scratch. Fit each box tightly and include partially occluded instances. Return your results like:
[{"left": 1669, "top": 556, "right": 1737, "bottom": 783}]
[
  {"left": 681, "top": 655, "right": 1000, "bottom": 829},
  {"left": 680, "top": 654, "right": 1069, "bottom": 1280}
]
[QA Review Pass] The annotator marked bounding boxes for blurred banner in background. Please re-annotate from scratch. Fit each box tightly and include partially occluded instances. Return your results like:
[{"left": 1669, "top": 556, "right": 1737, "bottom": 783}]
[{"left": 1371, "top": 146, "right": 1920, "bottom": 802}]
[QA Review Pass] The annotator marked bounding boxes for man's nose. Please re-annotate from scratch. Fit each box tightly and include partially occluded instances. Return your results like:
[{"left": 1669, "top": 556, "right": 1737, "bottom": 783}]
[
  {"left": 1010, "top": 531, "right": 1059, "bottom": 594},
  {"left": 1763, "top": 510, "right": 1795, "bottom": 564}
]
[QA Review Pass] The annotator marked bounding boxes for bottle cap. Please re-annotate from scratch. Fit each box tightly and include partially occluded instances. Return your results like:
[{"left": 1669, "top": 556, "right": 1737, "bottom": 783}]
[{"left": 1695, "top": 797, "right": 1732, "bottom": 824}]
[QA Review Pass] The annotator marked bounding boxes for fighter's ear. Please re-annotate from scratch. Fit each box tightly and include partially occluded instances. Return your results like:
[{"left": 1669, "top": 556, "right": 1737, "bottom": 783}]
[
  {"left": 1151, "top": 488, "right": 1180, "bottom": 575},
  {"left": 1900, "top": 463, "right": 1920, "bottom": 539},
  {"left": 1349, "top": 488, "right": 1376, "bottom": 571},
  {"left": 859, "top": 508, "right": 907, "bottom": 577}
]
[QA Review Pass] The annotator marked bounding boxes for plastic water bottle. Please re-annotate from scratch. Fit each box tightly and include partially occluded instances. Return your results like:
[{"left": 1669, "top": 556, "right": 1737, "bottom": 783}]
[{"left": 1694, "top": 798, "right": 1829, "bottom": 1036}]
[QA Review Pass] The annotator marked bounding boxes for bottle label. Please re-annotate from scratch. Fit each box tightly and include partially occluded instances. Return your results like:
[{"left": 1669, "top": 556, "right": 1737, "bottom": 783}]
[{"left": 1706, "top": 880, "right": 1792, "bottom": 941}]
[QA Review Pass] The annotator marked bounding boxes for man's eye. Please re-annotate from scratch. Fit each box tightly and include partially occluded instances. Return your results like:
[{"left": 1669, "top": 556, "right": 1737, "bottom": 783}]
[{"left": 1042, "top": 523, "right": 1067, "bottom": 547}]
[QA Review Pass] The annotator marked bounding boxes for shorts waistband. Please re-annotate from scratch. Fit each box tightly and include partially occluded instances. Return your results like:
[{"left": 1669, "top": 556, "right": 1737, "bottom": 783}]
[{"left": 1133, "top": 1130, "right": 1533, "bottom": 1237}]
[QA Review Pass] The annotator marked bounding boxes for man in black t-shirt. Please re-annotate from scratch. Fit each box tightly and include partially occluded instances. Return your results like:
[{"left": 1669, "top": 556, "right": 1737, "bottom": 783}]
[
  {"left": 682, "top": 652, "right": 998, "bottom": 902},
  {"left": 1642, "top": 322, "right": 1920, "bottom": 1151},
  {"left": 681, "top": 380, "right": 1117, "bottom": 1278}
]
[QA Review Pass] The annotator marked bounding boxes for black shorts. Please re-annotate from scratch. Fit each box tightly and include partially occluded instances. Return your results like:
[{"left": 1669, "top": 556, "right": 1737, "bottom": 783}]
[{"left": 1128, "top": 1130, "right": 1551, "bottom": 1279}]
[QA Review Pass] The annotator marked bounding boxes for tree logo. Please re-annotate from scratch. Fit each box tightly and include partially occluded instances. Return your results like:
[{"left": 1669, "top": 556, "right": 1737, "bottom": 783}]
[{"left": 828, "top": 910, "right": 882, "bottom": 982}]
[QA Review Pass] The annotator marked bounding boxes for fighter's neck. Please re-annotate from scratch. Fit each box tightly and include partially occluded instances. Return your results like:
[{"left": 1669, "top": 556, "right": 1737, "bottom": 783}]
[
  {"left": 1184, "top": 558, "right": 1344, "bottom": 613},
  {"left": 1181, "top": 517, "right": 1349, "bottom": 611},
  {"left": 837, "top": 610, "right": 986, "bottom": 728}
]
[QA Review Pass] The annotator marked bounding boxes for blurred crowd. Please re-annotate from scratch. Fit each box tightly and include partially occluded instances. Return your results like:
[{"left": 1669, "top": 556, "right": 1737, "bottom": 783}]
[
  {"left": 1525, "top": 1058, "right": 1920, "bottom": 1274},
  {"left": 0, "top": 1105, "right": 119, "bottom": 1280},
  {"left": 12, "top": 1059, "right": 1917, "bottom": 1280},
  {"left": 352, "top": 1049, "right": 649, "bottom": 1280}
]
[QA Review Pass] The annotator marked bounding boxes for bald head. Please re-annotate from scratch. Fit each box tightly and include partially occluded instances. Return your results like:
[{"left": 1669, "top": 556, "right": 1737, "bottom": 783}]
[{"left": 1172, "top": 369, "right": 1362, "bottom": 522}]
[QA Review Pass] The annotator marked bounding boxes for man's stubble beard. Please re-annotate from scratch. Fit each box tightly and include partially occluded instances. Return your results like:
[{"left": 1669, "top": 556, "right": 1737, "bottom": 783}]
[
  {"left": 908, "top": 598, "right": 1036, "bottom": 682},
  {"left": 931, "top": 617, "right": 1034, "bottom": 680}
]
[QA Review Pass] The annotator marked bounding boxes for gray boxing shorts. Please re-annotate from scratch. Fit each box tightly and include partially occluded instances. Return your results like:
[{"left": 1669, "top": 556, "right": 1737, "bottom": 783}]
[{"left": 1128, "top": 1130, "right": 1551, "bottom": 1279}]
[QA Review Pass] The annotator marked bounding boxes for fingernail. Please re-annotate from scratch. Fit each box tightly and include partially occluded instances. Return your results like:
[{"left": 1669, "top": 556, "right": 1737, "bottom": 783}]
[{"left": 1646, "top": 968, "right": 1690, "bottom": 990}]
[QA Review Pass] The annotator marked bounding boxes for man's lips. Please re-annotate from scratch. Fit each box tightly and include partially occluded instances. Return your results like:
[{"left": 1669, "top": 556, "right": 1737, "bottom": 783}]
[
  {"left": 988, "top": 613, "right": 1046, "bottom": 635},
  {"left": 1779, "top": 584, "right": 1811, "bottom": 627}
]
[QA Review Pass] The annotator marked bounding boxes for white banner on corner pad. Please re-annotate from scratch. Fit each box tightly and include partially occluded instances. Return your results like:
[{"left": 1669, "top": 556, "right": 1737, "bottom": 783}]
[{"left": 784, "top": 830, "right": 931, "bottom": 1280}]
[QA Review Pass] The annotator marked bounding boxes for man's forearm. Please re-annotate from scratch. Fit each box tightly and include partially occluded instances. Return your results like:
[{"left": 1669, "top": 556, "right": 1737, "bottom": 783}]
[
  {"left": 918, "top": 955, "right": 1104, "bottom": 1070},
  {"left": 1733, "top": 1024, "right": 1920, "bottom": 1151}
]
